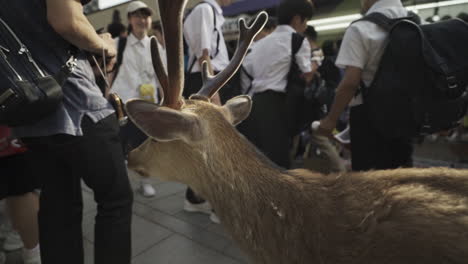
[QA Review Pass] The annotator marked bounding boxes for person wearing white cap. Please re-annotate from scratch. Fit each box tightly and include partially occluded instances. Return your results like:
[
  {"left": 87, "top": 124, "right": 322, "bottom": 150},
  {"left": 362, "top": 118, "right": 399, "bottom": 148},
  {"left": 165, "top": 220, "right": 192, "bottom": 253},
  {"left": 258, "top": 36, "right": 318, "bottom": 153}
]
[{"left": 111, "top": 1, "right": 165, "bottom": 198}]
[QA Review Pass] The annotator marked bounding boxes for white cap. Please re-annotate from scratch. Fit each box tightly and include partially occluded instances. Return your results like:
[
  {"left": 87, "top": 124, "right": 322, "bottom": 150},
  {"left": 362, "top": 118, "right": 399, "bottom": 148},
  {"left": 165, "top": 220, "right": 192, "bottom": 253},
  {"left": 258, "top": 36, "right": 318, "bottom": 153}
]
[{"left": 127, "top": 1, "right": 153, "bottom": 15}]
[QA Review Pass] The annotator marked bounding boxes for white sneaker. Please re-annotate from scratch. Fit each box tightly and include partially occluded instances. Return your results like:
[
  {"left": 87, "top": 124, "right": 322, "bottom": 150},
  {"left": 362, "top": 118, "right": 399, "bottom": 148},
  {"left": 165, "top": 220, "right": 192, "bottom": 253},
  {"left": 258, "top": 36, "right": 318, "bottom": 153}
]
[
  {"left": 3, "top": 230, "right": 23, "bottom": 251},
  {"left": 209, "top": 212, "right": 221, "bottom": 224},
  {"left": 0, "top": 251, "right": 5, "bottom": 264},
  {"left": 22, "top": 245, "right": 41, "bottom": 264},
  {"left": 140, "top": 182, "right": 156, "bottom": 198},
  {"left": 183, "top": 200, "right": 212, "bottom": 215}
]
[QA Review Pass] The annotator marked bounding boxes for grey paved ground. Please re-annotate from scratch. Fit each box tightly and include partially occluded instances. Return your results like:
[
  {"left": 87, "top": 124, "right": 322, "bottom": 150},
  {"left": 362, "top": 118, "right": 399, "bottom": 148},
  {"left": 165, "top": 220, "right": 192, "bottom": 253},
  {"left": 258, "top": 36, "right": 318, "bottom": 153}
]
[{"left": 1, "top": 139, "right": 466, "bottom": 264}]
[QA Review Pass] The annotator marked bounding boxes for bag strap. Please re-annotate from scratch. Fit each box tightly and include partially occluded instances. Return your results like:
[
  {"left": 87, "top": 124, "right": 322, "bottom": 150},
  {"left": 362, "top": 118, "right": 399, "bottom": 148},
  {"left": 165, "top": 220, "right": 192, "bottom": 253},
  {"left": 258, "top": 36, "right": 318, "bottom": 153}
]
[
  {"left": 356, "top": 12, "right": 395, "bottom": 31},
  {"left": 111, "top": 36, "right": 127, "bottom": 83},
  {"left": 288, "top": 32, "right": 305, "bottom": 78},
  {"left": 354, "top": 12, "right": 418, "bottom": 31},
  {"left": 291, "top": 33, "right": 305, "bottom": 59},
  {"left": 242, "top": 66, "right": 255, "bottom": 95},
  {"left": 186, "top": 1, "right": 220, "bottom": 73}
]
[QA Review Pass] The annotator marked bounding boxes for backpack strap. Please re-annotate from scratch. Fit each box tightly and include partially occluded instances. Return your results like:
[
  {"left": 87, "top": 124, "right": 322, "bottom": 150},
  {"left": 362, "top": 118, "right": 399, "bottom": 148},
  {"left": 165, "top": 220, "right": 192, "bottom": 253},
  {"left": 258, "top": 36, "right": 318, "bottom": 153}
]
[
  {"left": 355, "top": 12, "right": 419, "bottom": 32},
  {"left": 291, "top": 33, "right": 305, "bottom": 58},
  {"left": 242, "top": 67, "right": 254, "bottom": 95},
  {"left": 356, "top": 12, "right": 395, "bottom": 31},
  {"left": 357, "top": 12, "right": 459, "bottom": 91},
  {"left": 289, "top": 33, "right": 305, "bottom": 76},
  {"left": 185, "top": 1, "right": 220, "bottom": 73},
  {"left": 111, "top": 36, "right": 127, "bottom": 83}
]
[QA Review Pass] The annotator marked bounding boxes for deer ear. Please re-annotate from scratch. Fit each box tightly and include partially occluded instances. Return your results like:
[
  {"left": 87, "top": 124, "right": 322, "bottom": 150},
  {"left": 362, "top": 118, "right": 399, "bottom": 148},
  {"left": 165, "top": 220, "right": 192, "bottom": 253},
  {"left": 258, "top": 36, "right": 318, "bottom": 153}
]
[
  {"left": 222, "top": 95, "right": 252, "bottom": 126},
  {"left": 125, "top": 100, "right": 205, "bottom": 142}
]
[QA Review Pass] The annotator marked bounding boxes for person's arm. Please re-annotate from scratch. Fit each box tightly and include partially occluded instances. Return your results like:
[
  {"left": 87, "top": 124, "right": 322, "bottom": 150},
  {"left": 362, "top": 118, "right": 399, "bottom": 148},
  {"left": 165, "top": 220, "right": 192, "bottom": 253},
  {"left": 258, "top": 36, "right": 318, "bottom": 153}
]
[
  {"left": 188, "top": 5, "right": 221, "bottom": 104},
  {"left": 296, "top": 39, "right": 314, "bottom": 83},
  {"left": 317, "top": 24, "right": 368, "bottom": 135},
  {"left": 198, "top": 49, "right": 214, "bottom": 75},
  {"left": 301, "top": 61, "right": 320, "bottom": 83},
  {"left": 46, "top": 0, "right": 116, "bottom": 58},
  {"left": 318, "top": 66, "right": 362, "bottom": 134}
]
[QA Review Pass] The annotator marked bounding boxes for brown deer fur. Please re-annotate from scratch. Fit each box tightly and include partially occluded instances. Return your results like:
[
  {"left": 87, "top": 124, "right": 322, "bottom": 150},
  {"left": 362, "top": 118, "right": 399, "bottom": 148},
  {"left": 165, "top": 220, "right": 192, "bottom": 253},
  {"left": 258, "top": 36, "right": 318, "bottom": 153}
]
[{"left": 127, "top": 98, "right": 468, "bottom": 264}]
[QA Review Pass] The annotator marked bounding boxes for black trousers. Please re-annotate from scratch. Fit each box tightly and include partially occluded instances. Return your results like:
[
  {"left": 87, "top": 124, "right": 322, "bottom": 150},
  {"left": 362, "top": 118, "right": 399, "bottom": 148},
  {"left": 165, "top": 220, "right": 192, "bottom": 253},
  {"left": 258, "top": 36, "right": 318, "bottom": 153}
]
[
  {"left": 23, "top": 114, "right": 133, "bottom": 264},
  {"left": 350, "top": 104, "right": 413, "bottom": 171},
  {"left": 238, "top": 90, "right": 291, "bottom": 169}
]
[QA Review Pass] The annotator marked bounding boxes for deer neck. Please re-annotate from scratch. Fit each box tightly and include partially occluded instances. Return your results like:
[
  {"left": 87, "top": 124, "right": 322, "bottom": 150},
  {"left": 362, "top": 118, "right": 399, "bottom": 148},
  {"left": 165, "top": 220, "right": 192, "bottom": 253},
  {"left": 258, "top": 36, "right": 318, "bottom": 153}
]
[{"left": 183, "top": 126, "right": 318, "bottom": 260}]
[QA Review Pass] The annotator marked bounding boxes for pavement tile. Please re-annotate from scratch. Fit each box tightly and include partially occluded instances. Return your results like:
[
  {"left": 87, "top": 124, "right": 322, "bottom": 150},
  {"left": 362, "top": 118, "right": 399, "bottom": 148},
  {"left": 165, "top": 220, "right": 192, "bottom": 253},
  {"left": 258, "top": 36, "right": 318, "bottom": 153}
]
[
  {"left": 223, "top": 241, "right": 250, "bottom": 263},
  {"left": 83, "top": 213, "right": 173, "bottom": 258},
  {"left": 132, "top": 234, "right": 242, "bottom": 264},
  {"left": 133, "top": 204, "right": 231, "bottom": 253},
  {"left": 173, "top": 210, "right": 213, "bottom": 229},
  {"left": 146, "top": 194, "right": 185, "bottom": 215},
  {"left": 82, "top": 190, "right": 96, "bottom": 215},
  {"left": 84, "top": 239, "right": 94, "bottom": 264}
]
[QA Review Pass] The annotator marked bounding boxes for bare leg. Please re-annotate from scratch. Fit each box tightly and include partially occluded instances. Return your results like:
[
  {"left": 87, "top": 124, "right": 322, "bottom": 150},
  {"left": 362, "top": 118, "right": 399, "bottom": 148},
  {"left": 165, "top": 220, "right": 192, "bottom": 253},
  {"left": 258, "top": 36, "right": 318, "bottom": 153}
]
[{"left": 6, "top": 192, "right": 39, "bottom": 249}]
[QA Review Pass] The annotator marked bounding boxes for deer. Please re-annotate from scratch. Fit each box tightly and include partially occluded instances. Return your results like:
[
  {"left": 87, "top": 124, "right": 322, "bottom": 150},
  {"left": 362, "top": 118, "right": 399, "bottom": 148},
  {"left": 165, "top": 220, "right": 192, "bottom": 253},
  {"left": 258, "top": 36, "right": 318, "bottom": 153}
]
[{"left": 124, "top": 0, "right": 468, "bottom": 263}]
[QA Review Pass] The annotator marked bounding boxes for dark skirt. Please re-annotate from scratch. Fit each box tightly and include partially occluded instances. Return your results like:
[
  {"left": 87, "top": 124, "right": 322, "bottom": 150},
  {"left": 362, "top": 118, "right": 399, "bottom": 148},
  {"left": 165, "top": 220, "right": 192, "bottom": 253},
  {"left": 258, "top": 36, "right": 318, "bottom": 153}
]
[
  {"left": 238, "top": 90, "right": 291, "bottom": 169},
  {"left": 0, "top": 151, "right": 40, "bottom": 199}
]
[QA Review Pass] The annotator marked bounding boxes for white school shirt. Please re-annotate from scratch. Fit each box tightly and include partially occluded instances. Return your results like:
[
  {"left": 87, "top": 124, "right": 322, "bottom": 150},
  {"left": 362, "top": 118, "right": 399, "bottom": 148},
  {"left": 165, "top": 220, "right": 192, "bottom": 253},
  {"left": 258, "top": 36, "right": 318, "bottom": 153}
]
[
  {"left": 243, "top": 25, "right": 312, "bottom": 95},
  {"left": 111, "top": 33, "right": 164, "bottom": 103},
  {"left": 183, "top": 0, "right": 229, "bottom": 73},
  {"left": 240, "top": 42, "right": 258, "bottom": 96},
  {"left": 335, "top": 0, "right": 408, "bottom": 107}
]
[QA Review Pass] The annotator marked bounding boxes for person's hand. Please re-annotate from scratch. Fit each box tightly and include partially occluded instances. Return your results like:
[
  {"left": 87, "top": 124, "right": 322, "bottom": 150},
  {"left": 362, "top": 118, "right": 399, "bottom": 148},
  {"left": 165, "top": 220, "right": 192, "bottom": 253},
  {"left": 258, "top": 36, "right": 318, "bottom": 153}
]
[
  {"left": 99, "top": 33, "right": 117, "bottom": 58},
  {"left": 105, "top": 55, "right": 117, "bottom": 73},
  {"left": 317, "top": 117, "right": 336, "bottom": 137},
  {"left": 311, "top": 49, "right": 324, "bottom": 66},
  {"left": 95, "top": 33, "right": 117, "bottom": 73}
]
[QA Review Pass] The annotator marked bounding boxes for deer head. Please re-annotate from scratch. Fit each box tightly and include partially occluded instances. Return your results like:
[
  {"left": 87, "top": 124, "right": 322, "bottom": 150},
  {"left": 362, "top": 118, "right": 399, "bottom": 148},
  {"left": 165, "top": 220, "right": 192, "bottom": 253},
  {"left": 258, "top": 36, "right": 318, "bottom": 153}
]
[{"left": 125, "top": 0, "right": 268, "bottom": 187}]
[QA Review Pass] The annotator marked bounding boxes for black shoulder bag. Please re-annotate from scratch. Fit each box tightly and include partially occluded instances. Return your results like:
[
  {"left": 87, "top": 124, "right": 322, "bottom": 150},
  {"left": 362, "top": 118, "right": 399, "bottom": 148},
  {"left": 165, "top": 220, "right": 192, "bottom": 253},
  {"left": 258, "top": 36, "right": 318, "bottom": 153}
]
[{"left": 0, "top": 17, "right": 75, "bottom": 127}]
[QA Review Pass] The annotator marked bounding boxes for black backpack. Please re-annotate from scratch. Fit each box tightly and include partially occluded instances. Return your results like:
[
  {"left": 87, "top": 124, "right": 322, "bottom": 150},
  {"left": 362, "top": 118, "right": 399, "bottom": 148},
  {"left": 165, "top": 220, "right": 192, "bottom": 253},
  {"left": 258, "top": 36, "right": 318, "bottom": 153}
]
[
  {"left": 357, "top": 13, "right": 468, "bottom": 139},
  {"left": 0, "top": 18, "right": 75, "bottom": 127}
]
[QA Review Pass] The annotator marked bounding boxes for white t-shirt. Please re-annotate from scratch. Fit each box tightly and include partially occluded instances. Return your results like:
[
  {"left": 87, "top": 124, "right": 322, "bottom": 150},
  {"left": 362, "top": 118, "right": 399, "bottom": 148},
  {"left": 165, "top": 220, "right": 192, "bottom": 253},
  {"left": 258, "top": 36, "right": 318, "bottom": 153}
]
[
  {"left": 111, "top": 33, "right": 166, "bottom": 103},
  {"left": 335, "top": 0, "right": 408, "bottom": 106},
  {"left": 183, "top": 0, "right": 229, "bottom": 73},
  {"left": 242, "top": 25, "right": 312, "bottom": 95}
]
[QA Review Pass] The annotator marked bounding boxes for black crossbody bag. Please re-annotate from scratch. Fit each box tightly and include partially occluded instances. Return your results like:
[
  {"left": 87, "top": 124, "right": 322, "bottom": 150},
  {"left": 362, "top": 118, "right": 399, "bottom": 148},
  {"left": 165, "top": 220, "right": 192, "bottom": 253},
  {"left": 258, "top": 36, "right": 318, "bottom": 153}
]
[{"left": 0, "top": 17, "right": 76, "bottom": 127}]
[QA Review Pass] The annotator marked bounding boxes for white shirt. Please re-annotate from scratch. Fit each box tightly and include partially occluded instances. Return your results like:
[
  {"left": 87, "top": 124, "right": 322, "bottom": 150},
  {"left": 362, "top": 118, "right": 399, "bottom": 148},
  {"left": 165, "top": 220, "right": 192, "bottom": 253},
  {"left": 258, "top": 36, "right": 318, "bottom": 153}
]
[
  {"left": 183, "top": 0, "right": 229, "bottom": 73},
  {"left": 111, "top": 33, "right": 166, "bottom": 103},
  {"left": 240, "top": 42, "right": 257, "bottom": 96},
  {"left": 336, "top": 0, "right": 408, "bottom": 106},
  {"left": 242, "top": 25, "right": 312, "bottom": 95}
]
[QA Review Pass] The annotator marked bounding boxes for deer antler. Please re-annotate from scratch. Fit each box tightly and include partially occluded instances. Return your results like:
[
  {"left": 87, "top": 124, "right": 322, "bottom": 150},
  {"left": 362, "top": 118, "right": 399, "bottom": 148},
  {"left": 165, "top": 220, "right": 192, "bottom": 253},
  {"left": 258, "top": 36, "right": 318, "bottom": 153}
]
[
  {"left": 197, "top": 12, "right": 268, "bottom": 99},
  {"left": 151, "top": 0, "right": 188, "bottom": 109},
  {"left": 150, "top": 37, "right": 168, "bottom": 103}
]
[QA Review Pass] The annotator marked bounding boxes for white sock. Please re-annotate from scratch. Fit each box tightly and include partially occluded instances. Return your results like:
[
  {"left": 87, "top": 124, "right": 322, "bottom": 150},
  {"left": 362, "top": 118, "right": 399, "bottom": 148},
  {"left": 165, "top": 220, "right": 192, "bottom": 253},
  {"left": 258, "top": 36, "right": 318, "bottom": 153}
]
[{"left": 22, "top": 244, "right": 40, "bottom": 261}]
